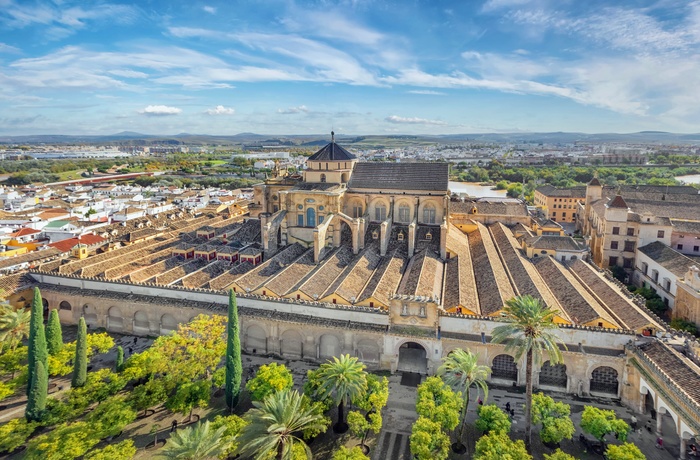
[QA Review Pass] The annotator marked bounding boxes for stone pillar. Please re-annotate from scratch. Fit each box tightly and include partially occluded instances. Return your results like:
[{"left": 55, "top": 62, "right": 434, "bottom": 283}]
[
  {"left": 408, "top": 220, "right": 417, "bottom": 258},
  {"left": 680, "top": 436, "right": 687, "bottom": 460},
  {"left": 439, "top": 220, "right": 447, "bottom": 260},
  {"left": 656, "top": 410, "right": 663, "bottom": 435},
  {"left": 351, "top": 221, "right": 360, "bottom": 254},
  {"left": 313, "top": 229, "right": 322, "bottom": 263}
]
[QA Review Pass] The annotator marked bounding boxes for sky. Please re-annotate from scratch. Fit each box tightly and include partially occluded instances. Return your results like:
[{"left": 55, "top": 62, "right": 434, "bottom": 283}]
[{"left": 1, "top": 0, "right": 700, "bottom": 136}]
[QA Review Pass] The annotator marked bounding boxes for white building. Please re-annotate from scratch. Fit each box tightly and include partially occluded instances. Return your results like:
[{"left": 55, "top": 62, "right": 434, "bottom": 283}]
[{"left": 634, "top": 241, "right": 699, "bottom": 309}]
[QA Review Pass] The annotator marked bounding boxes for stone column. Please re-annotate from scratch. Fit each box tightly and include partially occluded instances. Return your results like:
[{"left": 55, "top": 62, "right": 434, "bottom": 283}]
[
  {"left": 680, "top": 436, "right": 687, "bottom": 460},
  {"left": 656, "top": 410, "right": 663, "bottom": 435}
]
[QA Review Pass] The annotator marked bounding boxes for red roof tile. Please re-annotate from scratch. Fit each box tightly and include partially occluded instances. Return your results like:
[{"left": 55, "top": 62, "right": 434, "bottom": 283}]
[{"left": 48, "top": 234, "right": 106, "bottom": 253}]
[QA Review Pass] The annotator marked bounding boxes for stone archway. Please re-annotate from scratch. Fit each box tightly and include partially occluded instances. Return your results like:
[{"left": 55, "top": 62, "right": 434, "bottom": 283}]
[
  {"left": 245, "top": 325, "right": 267, "bottom": 354},
  {"left": 590, "top": 366, "right": 619, "bottom": 395},
  {"left": 318, "top": 334, "right": 341, "bottom": 360},
  {"left": 539, "top": 361, "right": 567, "bottom": 390},
  {"left": 280, "top": 329, "right": 303, "bottom": 359},
  {"left": 59, "top": 301, "right": 72, "bottom": 311},
  {"left": 160, "top": 314, "right": 178, "bottom": 334},
  {"left": 491, "top": 354, "right": 518, "bottom": 383},
  {"left": 107, "top": 306, "right": 124, "bottom": 332},
  {"left": 398, "top": 342, "right": 427, "bottom": 374}
]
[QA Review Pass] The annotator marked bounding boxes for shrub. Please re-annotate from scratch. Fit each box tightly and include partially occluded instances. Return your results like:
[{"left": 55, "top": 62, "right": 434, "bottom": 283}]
[{"left": 475, "top": 404, "right": 511, "bottom": 434}]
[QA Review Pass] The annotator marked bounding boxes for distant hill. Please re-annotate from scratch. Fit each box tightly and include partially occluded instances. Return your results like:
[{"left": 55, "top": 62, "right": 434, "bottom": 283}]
[{"left": 1, "top": 131, "right": 699, "bottom": 146}]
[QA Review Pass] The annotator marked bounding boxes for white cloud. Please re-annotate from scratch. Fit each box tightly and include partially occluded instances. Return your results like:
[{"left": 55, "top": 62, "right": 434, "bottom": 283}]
[
  {"left": 407, "top": 90, "right": 446, "bottom": 95},
  {"left": 203, "top": 6, "right": 217, "bottom": 14},
  {"left": 0, "top": 43, "right": 21, "bottom": 54},
  {"left": 108, "top": 69, "right": 148, "bottom": 78},
  {"left": 385, "top": 115, "right": 447, "bottom": 125},
  {"left": 277, "top": 105, "right": 309, "bottom": 114},
  {"left": 139, "top": 105, "right": 181, "bottom": 116},
  {"left": 481, "top": 0, "right": 532, "bottom": 12},
  {"left": 206, "top": 105, "right": 235, "bottom": 115}
]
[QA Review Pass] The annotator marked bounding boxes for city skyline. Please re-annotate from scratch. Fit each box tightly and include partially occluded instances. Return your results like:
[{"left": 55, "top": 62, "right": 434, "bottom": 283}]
[{"left": 1, "top": 0, "right": 700, "bottom": 136}]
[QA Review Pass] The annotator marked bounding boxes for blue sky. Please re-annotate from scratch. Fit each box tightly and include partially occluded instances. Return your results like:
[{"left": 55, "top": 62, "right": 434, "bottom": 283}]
[{"left": 1, "top": 0, "right": 699, "bottom": 136}]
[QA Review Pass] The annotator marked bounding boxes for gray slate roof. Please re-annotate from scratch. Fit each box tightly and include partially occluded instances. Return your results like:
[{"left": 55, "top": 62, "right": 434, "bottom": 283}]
[
  {"left": 637, "top": 241, "right": 698, "bottom": 277},
  {"left": 524, "top": 235, "right": 587, "bottom": 251},
  {"left": 535, "top": 185, "right": 586, "bottom": 198},
  {"left": 307, "top": 142, "right": 356, "bottom": 161},
  {"left": 348, "top": 162, "right": 449, "bottom": 192}
]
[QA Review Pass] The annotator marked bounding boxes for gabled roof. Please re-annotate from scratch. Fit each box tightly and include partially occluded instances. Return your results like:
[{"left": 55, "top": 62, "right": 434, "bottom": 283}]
[
  {"left": 307, "top": 142, "right": 356, "bottom": 161},
  {"left": 48, "top": 234, "right": 106, "bottom": 253},
  {"left": 44, "top": 220, "right": 73, "bottom": 229},
  {"left": 349, "top": 162, "right": 449, "bottom": 192},
  {"left": 588, "top": 177, "right": 602, "bottom": 186},
  {"left": 607, "top": 195, "right": 629, "bottom": 209},
  {"left": 11, "top": 228, "right": 40, "bottom": 237},
  {"left": 638, "top": 241, "right": 698, "bottom": 277}
]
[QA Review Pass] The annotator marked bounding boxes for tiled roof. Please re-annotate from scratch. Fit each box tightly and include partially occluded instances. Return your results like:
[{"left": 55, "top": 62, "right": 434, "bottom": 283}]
[
  {"left": 588, "top": 177, "right": 602, "bottom": 186},
  {"left": 535, "top": 185, "right": 586, "bottom": 198},
  {"left": 671, "top": 219, "right": 700, "bottom": 234},
  {"left": 334, "top": 243, "right": 383, "bottom": 303},
  {"left": 104, "top": 246, "right": 175, "bottom": 280},
  {"left": 307, "top": 141, "right": 357, "bottom": 161},
  {"left": 11, "top": 228, "right": 40, "bottom": 237},
  {"left": 298, "top": 246, "right": 354, "bottom": 299},
  {"left": 48, "top": 234, "right": 107, "bottom": 253},
  {"left": 348, "top": 162, "right": 449, "bottom": 191},
  {"left": 467, "top": 222, "right": 515, "bottom": 315},
  {"left": 207, "top": 262, "right": 254, "bottom": 290},
  {"left": 638, "top": 241, "right": 698, "bottom": 277},
  {"left": 638, "top": 341, "right": 700, "bottom": 407},
  {"left": 359, "top": 248, "right": 406, "bottom": 306},
  {"left": 452, "top": 200, "right": 529, "bottom": 217},
  {"left": 523, "top": 235, "right": 587, "bottom": 251},
  {"left": 608, "top": 195, "right": 629, "bottom": 208},
  {"left": 263, "top": 249, "right": 316, "bottom": 296},
  {"left": 180, "top": 261, "right": 230, "bottom": 288},
  {"left": 397, "top": 249, "right": 443, "bottom": 299},
  {"left": 566, "top": 259, "right": 658, "bottom": 332},
  {"left": 0, "top": 248, "right": 62, "bottom": 270},
  {"left": 128, "top": 256, "right": 183, "bottom": 283},
  {"left": 442, "top": 225, "right": 478, "bottom": 311},
  {"left": 0, "top": 273, "right": 37, "bottom": 296},
  {"left": 236, "top": 243, "right": 307, "bottom": 293},
  {"left": 155, "top": 258, "right": 209, "bottom": 285}
]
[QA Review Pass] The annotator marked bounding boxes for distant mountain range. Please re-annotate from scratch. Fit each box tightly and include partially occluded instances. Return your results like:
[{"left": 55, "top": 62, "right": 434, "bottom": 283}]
[{"left": 1, "top": 131, "right": 700, "bottom": 146}]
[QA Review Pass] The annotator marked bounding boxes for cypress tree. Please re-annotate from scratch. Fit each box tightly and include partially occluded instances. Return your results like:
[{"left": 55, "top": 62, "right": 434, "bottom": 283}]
[
  {"left": 225, "top": 290, "right": 242, "bottom": 409},
  {"left": 45, "top": 309, "right": 63, "bottom": 356},
  {"left": 72, "top": 317, "right": 87, "bottom": 388},
  {"left": 25, "top": 360, "right": 48, "bottom": 422},
  {"left": 115, "top": 345, "right": 124, "bottom": 372},
  {"left": 26, "top": 288, "right": 48, "bottom": 396}
]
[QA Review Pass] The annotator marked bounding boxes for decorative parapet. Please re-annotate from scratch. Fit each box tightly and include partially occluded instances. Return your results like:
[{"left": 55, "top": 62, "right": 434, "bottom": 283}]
[
  {"left": 439, "top": 310, "right": 636, "bottom": 336},
  {"left": 28, "top": 269, "right": 389, "bottom": 316},
  {"left": 626, "top": 341, "right": 700, "bottom": 433}
]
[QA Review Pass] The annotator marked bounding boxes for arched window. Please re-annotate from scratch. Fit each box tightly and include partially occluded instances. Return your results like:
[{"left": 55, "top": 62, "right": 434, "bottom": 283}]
[
  {"left": 352, "top": 202, "right": 363, "bottom": 218},
  {"left": 306, "top": 207, "right": 316, "bottom": 227},
  {"left": 320, "top": 173, "right": 326, "bottom": 183},
  {"left": 375, "top": 203, "right": 387, "bottom": 221},
  {"left": 398, "top": 204, "right": 410, "bottom": 223},
  {"left": 423, "top": 203, "right": 436, "bottom": 224}
]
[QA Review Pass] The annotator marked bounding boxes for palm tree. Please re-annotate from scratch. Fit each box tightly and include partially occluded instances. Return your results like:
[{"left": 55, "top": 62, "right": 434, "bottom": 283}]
[
  {"left": 314, "top": 354, "right": 367, "bottom": 433},
  {"left": 438, "top": 348, "right": 491, "bottom": 444},
  {"left": 491, "top": 295, "right": 564, "bottom": 451},
  {"left": 0, "top": 305, "right": 31, "bottom": 352},
  {"left": 159, "top": 420, "right": 227, "bottom": 459},
  {"left": 236, "top": 389, "right": 327, "bottom": 460}
]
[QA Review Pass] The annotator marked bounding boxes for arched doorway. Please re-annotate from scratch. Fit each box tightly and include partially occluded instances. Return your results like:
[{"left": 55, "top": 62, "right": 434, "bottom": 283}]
[
  {"left": 398, "top": 342, "right": 427, "bottom": 374},
  {"left": 133, "top": 310, "right": 149, "bottom": 334},
  {"left": 357, "top": 339, "right": 380, "bottom": 363},
  {"left": 590, "top": 366, "right": 619, "bottom": 395},
  {"left": 160, "top": 314, "right": 178, "bottom": 334},
  {"left": 306, "top": 208, "right": 316, "bottom": 228},
  {"left": 491, "top": 354, "right": 518, "bottom": 383},
  {"left": 245, "top": 325, "right": 267, "bottom": 354},
  {"left": 319, "top": 334, "right": 341, "bottom": 360},
  {"left": 539, "top": 361, "right": 567, "bottom": 390},
  {"left": 59, "top": 301, "right": 72, "bottom": 311},
  {"left": 82, "top": 305, "right": 98, "bottom": 328}
]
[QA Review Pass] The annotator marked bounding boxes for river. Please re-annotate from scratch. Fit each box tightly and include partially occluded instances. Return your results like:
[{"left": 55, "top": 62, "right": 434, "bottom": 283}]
[
  {"left": 448, "top": 181, "right": 507, "bottom": 198},
  {"left": 676, "top": 174, "right": 700, "bottom": 185}
]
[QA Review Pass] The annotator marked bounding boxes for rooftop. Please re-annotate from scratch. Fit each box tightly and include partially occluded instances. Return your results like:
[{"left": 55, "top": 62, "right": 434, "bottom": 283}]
[
  {"left": 637, "top": 241, "right": 699, "bottom": 277},
  {"left": 348, "top": 162, "right": 449, "bottom": 192}
]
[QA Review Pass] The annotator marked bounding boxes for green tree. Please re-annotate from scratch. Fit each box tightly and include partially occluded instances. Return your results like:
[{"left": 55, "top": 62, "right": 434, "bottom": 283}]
[
  {"left": 437, "top": 348, "right": 490, "bottom": 440},
  {"left": 71, "top": 317, "right": 87, "bottom": 388},
  {"left": 531, "top": 393, "right": 575, "bottom": 445},
  {"left": 27, "top": 288, "right": 48, "bottom": 396},
  {"left": 416, "top": 376, "right": 463, "bottom": 432},
  {"left": 246, "top": 362, "right": 294, "bottom": 401},
  {"left": 475, "top": 404, "right": 511, "bottom": 434},
  {"left": 210, "top": 414, "right": 247, "bottom": 460},
  {"left": 543, "top": 450, "right": 576, "bottom": 460},
  {"left": 25, "top": 421, "right": 100, "bottom": 460},
  {"left": 0, "top": 418, "right": 38, "bottom": 454},
  {"left": 410, "top": 416, "right": 451, "bottom": 460},
  {"left": 130, "top": 378, "right": 169, "bottom": 417},
  {"left": 115, "top": 345, "right": 124, "bottom": 372},
  {"left": 474, "top": 432, "right": 532, "bottom": 460},
  {"left": 314, "top": 354, "right": 368, "bottom": 433},
  {"left": 0, "top": 304, "right": 30, "bottom": 352},
  {"left": 491, "top": 295, "right": 565, "bottom": 450},
  {"left": 26, "top": 360, "right": 48, "bottom": 422},
  {"left": 86, "top": 395, "right": 137, "bottom": 439},
  {"left": 580, "top": 406, "right": 630, "bottom": 443},
  {"left": 347, "top": 374, "right": 388, "bottom": 449},
  {"left": 225, "top": 290, "right": 242, "bottom": 409},
  {"left": 159, "top": 420, "right": 227, "bottom": 460},
  {"left": 45, "top": 309, "right": 63, "bottom": 356},
  {"left": 236, "top": 389, "right": 327, "bottom": 460},
  {"left": 84, "top": 440, "right": 137, "bottom": 460},
  {"left": 604, "top": 443, "right": 645, "bottom": 460},
  {"left": 332, "top": 446, "right": 370, "bottom": 460},
  {"left": 166, "top": 380, "right": 210, "bottom": 423}
]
